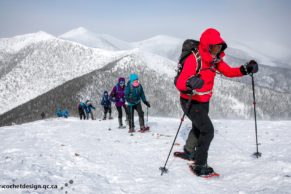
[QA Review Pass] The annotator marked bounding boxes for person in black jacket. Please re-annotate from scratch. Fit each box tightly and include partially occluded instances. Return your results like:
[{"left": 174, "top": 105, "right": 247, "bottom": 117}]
[{"left": 101, "top": 91, "right": 112, "bottom": 120}]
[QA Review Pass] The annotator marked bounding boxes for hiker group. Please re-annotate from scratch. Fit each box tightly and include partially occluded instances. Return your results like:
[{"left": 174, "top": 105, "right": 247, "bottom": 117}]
[
  {"left": 77, "top": 100, "right": 96, "bottom": 120},
  {"left": 77, "top": 73, "right": 151, "bottom": 133}
]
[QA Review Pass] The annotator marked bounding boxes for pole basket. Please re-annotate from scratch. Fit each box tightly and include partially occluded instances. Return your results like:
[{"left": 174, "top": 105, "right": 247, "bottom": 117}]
[
  {"left": 159, "top": 167, "right": 168, "bottom": 176},
  {"left": 252, "top": 152, "right": 262, "bottom": 158}
]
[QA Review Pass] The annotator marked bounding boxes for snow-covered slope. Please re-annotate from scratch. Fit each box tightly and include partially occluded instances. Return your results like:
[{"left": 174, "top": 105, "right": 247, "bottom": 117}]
[
  {"left": 0, "top": 117, "right": 290, "bottom": 194},
  {"left": 0, "top": 31, "right": 55, "bottom": 53},
  {"left": 59, "top": 27, "right": 132, "bottom": 50},
  {"left": 0, "top": 37, "right": 131, "bottom": 114},
  {"left": 1, "top": 48, "right": 291, "bottom": 127}
]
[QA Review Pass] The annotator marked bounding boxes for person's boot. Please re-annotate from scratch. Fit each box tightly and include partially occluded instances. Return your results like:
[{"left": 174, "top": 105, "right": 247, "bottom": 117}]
[
  {"left": 139, "top": 126, "right": 150, "bottom": 133},
  {"left": 128, "top": 128, "right": 135, "bottom": 133},
  {"left": 191, "top": 164, "right": 214, "bottom": 177},
  {"left": 173, "top": 147, "right": 196, "bottom": 161},
  {"left": 109, "top": 113, "right": 113, "bottom": 120},
  {"left": 103, "top": 114, "right": 106, "bottom": 120}
]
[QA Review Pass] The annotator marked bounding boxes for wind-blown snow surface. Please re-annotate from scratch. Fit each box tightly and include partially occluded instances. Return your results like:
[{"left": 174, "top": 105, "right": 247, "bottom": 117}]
[{"left": 0, "top": 117, "right": 290, "bottom": 194}]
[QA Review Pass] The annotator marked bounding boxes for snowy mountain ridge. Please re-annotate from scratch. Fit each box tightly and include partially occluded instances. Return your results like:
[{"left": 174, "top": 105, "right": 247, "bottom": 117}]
[
  {"left": 0, "top": 29, "right": 290, "bottom": 122},
  {"left": 59, "top": 27, "right": 132, "bottom": 51},
  {"left": 2, "top": 50, "right": 290, "bottom": 127},
  {"left": 57, "top": 27, "right": 291, "bottom": 93},
  {"left": 0, "top": 37, "right": 133, "bottom": 114},
  {"left": 58, "top": 27, "right": 291, "bottom": 69},
  {"left": 0, "top": 31, "right": 55, "bottom": 53},
  {"left": 0, "top": 33, "right": 178, "bottom": 115}
]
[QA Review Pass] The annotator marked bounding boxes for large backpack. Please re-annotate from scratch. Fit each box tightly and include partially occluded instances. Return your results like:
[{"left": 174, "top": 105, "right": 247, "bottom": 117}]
[{"left": 174, "top": 39, "right": 202, "bottom": 85}]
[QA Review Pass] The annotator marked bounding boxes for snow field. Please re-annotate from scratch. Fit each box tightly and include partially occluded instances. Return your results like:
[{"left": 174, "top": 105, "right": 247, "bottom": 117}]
[{"left": 0, "top": 117, "right": 291, "bottom": 193}]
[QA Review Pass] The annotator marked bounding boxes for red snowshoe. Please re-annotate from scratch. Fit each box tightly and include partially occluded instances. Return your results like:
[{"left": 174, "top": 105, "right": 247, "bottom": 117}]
[
  {"left": 188, "top": 163, "right": 220, "bottom": 178},
  {"left": 138, "top": 126, "right": 150, "bottom": 133}
]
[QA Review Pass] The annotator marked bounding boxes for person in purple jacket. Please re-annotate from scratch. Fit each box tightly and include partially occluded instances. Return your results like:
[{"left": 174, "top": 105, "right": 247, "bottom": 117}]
[{"left": 110, "top": 77, "right": 129, "bottom": 128}]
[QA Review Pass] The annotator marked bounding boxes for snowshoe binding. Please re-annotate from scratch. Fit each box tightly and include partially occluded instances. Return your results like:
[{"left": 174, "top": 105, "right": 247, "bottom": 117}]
[
  {"left": 188, "top": 164, "right": 220, "bottom": 178},
  {"left": 173, "top": 148, "right": 195, "bottom": 161}
]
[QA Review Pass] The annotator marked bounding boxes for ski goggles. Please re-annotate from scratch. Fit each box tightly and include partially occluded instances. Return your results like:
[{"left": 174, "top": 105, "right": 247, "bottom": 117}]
[
  {"left": 119, "top": 81, "right": 125, "bottom": 86},
  {"left": 209, "top": 44, "right": 223, "bottom": 56}
]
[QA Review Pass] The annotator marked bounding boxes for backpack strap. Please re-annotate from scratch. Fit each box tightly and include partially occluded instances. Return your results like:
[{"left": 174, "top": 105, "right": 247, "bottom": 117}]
[
  {"left": 180, "top": 50, "right": 213, "bottom": 95},
  {"left": 191, "top": 50, "right": 202, "bottom": 75}
]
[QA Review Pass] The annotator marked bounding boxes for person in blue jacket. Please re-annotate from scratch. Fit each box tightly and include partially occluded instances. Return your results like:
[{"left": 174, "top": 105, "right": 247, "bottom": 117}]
[
  {"left": 56, "top": 108, "right": 69, "bottom": 118},
  {"left": 101, "top": 91, "right": 113, "bottom": 120},
  {"left": 63, "top": 109, "right": 69, "bottom": 118},
  {"left": 85, "top": 100, "right": 96, "bottom": 120},
  {"left": 125, "top": 73, "right": 150, "bottom": 133},
  {"left": 56, "top": 108, "right": 63, "bottom": 117}
]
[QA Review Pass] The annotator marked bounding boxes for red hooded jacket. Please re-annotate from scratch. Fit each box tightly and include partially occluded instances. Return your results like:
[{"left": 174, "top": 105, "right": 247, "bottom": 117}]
[{"left": 175, "top": 28, "right": 244, "bottom": 102}]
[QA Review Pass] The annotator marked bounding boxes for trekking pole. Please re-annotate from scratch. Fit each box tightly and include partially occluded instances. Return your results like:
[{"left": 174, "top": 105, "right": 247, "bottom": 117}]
[
  {"left": 146, "top": 106, "right": 149, "bottom": 126},
  {"left": 250, "top": 73, "right": 262, "bottom": 158},
  {"left": 108, "top": 107, "right": 112, "bottom": 131},
  {"left": 130, "top": 106, "right": 134, "bottom": 136},
  {"left": 159, "top": 92, "right": 193, "bottom": 175}
]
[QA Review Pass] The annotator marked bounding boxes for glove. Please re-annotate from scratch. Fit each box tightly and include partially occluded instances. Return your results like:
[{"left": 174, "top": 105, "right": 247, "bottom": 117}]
[
  {"left": 144, "top": 101, "right": 151, "bottom": 108},
  {"left": 186, "top": 75, "right": 204, "bottom": 90},
  {"left": 240, "top": 60, "right": 259, "bottom": 75}
]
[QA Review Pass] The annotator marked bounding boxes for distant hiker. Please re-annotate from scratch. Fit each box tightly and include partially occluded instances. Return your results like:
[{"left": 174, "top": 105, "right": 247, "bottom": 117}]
[
  {"left": 174, "top": 28, "right": 258, "bottom": 177},
  {"left": 85, "top": 100, "right": 96, "bottom": 120},
  {"left": 125, "top": 73, "right": 150, "bottom": 133},
  {"left": 63, "top": 109, "right": 69, "bottom": 118},
  {"left": 101, "top": 91, "right": 112, "bottom": 120},
  {"left": 56, "top": 108, "right": 69, "bottom": 118},
  {"left": 110, "top": 77, "right": 129, "bottom": 128},
  {"left": 41, "top": 112, "right": 46, "bottom": 119},
  {"left": 78, "top": 101, "right": 87, "bottom": 120},
  {"left": 56, "top": 108, "right": 63, "bottom": 117}
]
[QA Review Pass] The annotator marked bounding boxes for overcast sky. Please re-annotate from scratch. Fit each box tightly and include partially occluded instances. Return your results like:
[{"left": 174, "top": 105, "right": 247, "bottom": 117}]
[{"left": 1, "top": 0, "right": 290, "bottom": 64}]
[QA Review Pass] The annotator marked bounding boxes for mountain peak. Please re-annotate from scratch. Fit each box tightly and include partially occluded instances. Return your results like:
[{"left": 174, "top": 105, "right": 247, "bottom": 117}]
[
  {"left": 135, "top": 34, "right": 182, "bottom": 44},
  {"left": 59, "top": 27, "right": 91, "bottom": 38}
]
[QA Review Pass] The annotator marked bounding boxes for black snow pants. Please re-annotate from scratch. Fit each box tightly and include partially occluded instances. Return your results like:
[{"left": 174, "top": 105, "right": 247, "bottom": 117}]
[
  {"left": 104, "top": 106, "right": 112, "bottom": 118},
  {"left": 78, "top": 108, "right": 86, "bottom": 120},
  {"left": 116, "top": 105, "right": 129, "bottom": 120},
  {"left": 128, "top": 102, "right": 145, "bottom": 130},
  {"left": 180, "top": 97, "right": 214, "bottom": 166}
]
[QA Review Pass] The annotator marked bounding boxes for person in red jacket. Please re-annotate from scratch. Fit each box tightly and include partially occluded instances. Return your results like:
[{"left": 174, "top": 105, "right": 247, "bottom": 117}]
[{"left": 175, "top": 28, "right": 258, "bottom": 176}]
